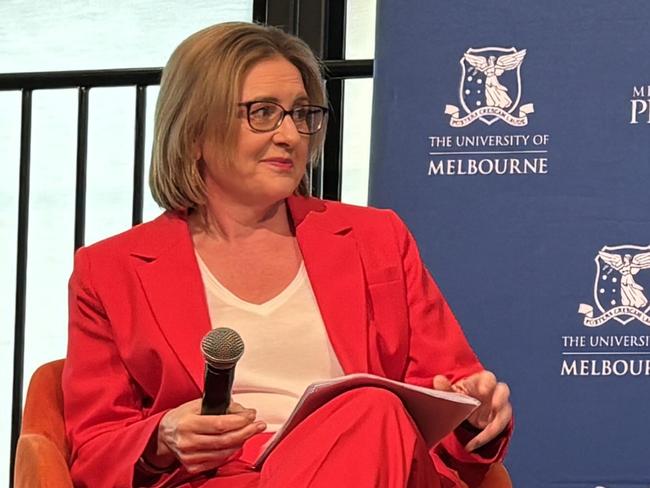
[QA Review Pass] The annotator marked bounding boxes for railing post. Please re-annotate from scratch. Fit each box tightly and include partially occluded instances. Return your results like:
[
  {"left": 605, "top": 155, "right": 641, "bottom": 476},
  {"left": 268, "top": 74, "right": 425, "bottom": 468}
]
[
  {"left": 132, "top": 85, "right": 147, "bottom": 226},
  {"left": 74, "top": 87, "right": 90, "bottom": 250},
  {"left": 321, "top": 0, "right": 346, "bottom": 201},
  {"left": 10, "top": 89, "right": 33, "bottom": 488}
]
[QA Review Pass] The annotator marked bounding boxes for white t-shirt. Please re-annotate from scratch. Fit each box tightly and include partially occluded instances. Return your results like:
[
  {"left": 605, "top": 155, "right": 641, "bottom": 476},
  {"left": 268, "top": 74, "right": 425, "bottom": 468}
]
[{"left": 196, "top": 254, "right": 344, "bottom": 432}]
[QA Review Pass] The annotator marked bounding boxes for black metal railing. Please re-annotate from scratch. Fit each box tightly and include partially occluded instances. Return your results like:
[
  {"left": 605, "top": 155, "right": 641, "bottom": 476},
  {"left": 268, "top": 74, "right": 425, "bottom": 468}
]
[{"left": 1, "top": 57, "right": 372, "bottom": 484}]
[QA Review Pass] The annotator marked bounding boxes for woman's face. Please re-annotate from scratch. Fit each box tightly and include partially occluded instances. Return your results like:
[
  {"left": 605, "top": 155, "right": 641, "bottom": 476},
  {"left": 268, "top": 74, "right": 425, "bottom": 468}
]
[{"left": 200, "top": 56, "right": 311, "bottom": 207}]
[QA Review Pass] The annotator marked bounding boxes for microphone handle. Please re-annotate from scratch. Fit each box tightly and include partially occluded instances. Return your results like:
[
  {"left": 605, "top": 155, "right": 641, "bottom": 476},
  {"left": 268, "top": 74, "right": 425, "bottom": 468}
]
[{"left": 201, "top": 363, "right": 234, "bottom": 415}]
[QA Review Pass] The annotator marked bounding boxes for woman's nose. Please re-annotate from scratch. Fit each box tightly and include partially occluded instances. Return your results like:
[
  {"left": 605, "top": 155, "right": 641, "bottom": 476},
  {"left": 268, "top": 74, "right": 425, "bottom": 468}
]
[{"left": 272, "top": 114, "right": 301, "bottom": 145}]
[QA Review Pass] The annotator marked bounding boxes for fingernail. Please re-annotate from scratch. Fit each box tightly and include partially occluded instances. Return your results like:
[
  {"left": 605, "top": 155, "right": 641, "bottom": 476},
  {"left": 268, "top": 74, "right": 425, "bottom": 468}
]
[
  {"left": 255, "top": 421, "right": 266, "bottom": 430},
  {"left": 465, "top": 442, "right": 479, "bottom": 452}
]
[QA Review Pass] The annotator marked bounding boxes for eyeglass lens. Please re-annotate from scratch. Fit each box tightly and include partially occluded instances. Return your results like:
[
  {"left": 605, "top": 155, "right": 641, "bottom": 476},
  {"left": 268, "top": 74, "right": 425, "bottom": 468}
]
[{"left": 247, "top": 101, "right": 325, "bottom": 134}]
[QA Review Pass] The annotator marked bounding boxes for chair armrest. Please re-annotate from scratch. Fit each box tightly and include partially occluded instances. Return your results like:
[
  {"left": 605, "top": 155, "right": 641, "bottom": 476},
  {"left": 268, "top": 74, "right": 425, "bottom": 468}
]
[
  {"left": 14, "top": 433, "right": 73, "bottom": 488},
  {"left": 476, "top": 463, "right": 512, "bottom": 488}
]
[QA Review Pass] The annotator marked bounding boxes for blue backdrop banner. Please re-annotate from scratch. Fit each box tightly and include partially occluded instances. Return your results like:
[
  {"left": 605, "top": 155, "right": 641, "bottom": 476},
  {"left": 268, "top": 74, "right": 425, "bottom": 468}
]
[{"left": 369, "top": 1, "right": 650, "bottom": 487}]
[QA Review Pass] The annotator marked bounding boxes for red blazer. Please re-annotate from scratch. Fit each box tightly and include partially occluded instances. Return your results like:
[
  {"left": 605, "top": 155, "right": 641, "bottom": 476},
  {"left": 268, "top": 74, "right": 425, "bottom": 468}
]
[{"left": 63, "top": 196, "right": 510, "bottom": 488}]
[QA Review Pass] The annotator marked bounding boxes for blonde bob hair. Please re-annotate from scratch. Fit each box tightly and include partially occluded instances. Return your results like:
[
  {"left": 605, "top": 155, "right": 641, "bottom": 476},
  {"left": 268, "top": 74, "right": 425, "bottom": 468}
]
[{"left": 150, "top": 22, "right": 327, "bottom": 212}]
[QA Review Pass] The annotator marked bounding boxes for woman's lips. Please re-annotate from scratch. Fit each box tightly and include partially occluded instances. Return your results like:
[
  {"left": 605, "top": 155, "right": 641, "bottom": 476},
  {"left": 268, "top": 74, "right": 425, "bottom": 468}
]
[{"left": 261, "top": 158, "right": 294, "bottom": 171}]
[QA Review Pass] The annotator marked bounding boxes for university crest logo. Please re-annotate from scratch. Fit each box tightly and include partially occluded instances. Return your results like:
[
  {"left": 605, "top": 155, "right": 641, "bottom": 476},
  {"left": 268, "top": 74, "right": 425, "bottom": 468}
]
[
  {"left": 578, "top": 245, "right": 650, "bottom": 326},
  {"left": 444, "top": 47, "right": 534, "bottom": 127}
]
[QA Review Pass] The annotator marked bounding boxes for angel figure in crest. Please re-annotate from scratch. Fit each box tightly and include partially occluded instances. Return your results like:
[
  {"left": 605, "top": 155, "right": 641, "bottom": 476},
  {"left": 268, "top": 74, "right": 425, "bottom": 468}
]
[
  {"left": 463, "top": 49, "right": 526, "bottom": 109},
  {"left": 598, "top": 250, "right": 650, "bottom": 308}
]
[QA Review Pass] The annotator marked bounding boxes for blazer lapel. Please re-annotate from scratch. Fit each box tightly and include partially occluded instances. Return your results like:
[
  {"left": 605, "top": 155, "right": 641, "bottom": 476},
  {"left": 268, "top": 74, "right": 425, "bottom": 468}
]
[
  {"left": 130, "top": 200, "right": 370, "bottom": 388},
  {"left": 132, "top": 213, "right": 209, "bottom": 392},
  {"left": 289, "top": 197, "right": 369, "bottom": 374}
]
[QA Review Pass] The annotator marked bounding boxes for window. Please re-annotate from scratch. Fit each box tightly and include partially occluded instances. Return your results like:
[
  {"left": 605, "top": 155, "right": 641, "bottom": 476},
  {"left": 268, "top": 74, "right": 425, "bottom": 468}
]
[
  {"left": 0, "top": 2, "right": 253, "bottom": 483},
  {"left": 342, "top": 0, "right": 376, "bottom": 205}
]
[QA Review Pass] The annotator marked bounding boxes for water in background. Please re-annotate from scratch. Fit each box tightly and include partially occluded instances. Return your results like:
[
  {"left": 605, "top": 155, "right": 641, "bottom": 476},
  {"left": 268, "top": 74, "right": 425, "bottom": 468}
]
[{"left": 0, "top": 0, "right": 374, "bottom": 484}]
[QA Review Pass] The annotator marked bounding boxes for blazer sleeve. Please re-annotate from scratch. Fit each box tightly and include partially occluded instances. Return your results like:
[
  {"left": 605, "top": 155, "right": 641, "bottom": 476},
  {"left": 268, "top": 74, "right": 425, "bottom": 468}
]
[
  {"left": 386, "top": 210, "right": 512, "bottom": 465},
  {"left": 63, "top": 247, "right": 177, "bottom": 488}
]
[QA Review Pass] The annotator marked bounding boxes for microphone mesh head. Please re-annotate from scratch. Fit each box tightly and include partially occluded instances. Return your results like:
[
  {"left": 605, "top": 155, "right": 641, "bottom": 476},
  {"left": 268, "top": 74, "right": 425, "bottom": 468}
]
[{"left": 201, "top": 327, "right": 244, "bottom": 369}]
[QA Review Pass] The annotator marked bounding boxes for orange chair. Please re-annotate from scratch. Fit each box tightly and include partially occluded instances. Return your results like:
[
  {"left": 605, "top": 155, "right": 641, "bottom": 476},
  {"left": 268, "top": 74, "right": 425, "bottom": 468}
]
[
  {"left": 14, "top": 360, "right": 512, "bottom": 488},
  {"left": 14, "top": 359, "right": 71, "bottom": 488}
]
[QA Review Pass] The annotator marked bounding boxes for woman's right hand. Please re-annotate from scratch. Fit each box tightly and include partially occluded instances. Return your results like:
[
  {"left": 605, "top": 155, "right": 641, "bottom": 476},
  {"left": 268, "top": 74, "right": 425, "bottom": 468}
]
[{"left": 147, "top": 399, "right": 267, "bottom": 474}]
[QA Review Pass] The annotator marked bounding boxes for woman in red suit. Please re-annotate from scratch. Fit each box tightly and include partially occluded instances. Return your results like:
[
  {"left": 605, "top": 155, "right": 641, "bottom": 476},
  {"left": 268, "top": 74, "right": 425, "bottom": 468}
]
[{"left": 62, "top": 22, "right": 512, "bottom": 488}]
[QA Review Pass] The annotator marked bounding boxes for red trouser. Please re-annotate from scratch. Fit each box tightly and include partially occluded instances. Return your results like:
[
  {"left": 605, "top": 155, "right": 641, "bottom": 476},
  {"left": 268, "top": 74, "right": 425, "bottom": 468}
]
[{"left": 184, "top": 387, "right": 443, "bottom": 488}]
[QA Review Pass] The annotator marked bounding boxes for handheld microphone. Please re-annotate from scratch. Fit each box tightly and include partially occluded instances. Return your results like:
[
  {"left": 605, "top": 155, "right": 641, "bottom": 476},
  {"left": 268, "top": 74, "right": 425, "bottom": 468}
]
[{"left": 200, "top": 327, "right": 245, "bottom": 415}]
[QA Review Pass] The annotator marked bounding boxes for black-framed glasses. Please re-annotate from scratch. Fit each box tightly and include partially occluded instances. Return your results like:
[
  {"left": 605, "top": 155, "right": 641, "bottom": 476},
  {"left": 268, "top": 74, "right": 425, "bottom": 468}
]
[{"left": 239, "top": 100, "right": 329, "bottom": 135}]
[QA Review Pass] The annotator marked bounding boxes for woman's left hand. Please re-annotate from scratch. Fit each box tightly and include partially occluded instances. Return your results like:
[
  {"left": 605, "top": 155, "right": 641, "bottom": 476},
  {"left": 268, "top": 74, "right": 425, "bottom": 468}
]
[{"left": 433, "top": 370, "right": 512, "bottom": 452}]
